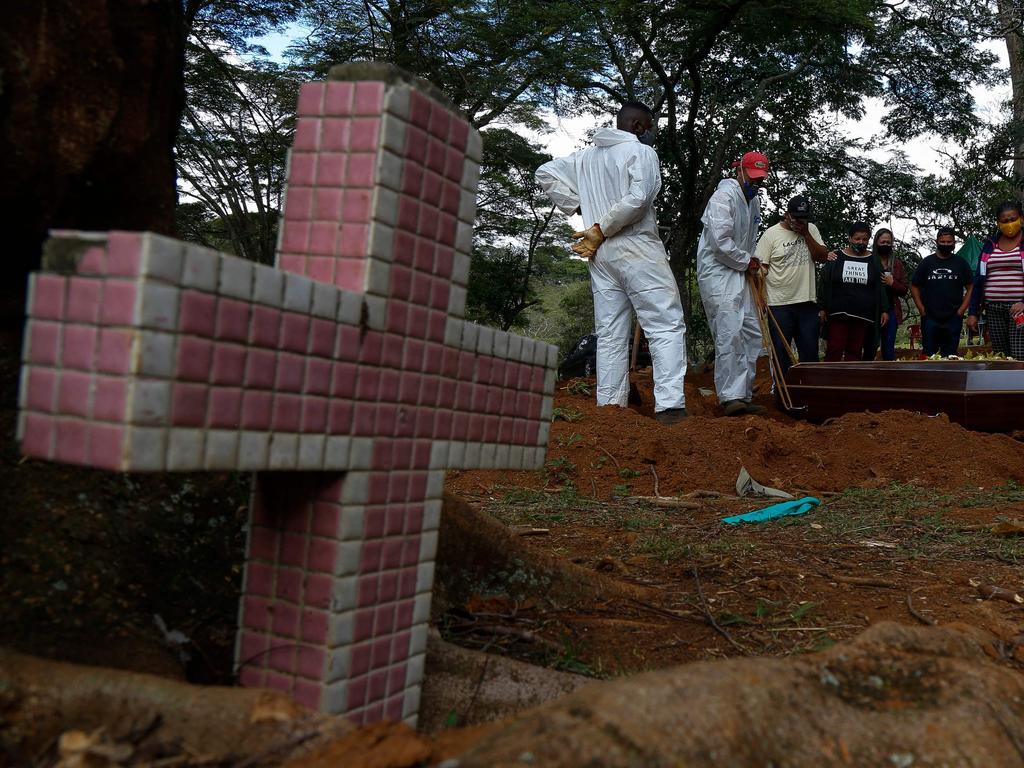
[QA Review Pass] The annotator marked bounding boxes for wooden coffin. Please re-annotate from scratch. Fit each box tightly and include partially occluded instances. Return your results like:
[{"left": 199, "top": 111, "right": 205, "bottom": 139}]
[{"left": 785, "top": 361, "right": 1024, "bottom": 432}]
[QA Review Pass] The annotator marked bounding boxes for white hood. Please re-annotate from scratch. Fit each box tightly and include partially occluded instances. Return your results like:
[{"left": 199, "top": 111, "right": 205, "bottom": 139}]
[{"left": 592, "top": 127, "right": 639, "bottom": 147}]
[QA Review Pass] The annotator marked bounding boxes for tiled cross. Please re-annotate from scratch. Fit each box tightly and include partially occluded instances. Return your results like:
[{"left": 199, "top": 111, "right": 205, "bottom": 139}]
[{"left": 16, "top": 63, "right": 556, "bottom": 726}]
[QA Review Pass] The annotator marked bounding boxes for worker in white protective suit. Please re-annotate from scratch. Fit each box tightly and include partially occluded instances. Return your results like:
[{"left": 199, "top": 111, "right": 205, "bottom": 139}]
[
  {"left": 696, "top": 152, "right": 770, "bottom": 417},
  {"left": 535, "top": 102, "right": 689, "bottom": 425}
]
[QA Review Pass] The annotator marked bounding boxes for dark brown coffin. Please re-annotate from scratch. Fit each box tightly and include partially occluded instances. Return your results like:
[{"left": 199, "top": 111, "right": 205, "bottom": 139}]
[{"left": 785, "top": 361, "right": 1024, "bottom": 432}]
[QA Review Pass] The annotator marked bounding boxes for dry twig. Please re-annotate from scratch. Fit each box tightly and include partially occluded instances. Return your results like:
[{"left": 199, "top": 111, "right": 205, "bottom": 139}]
[
  {"left": 692, "top": 567, "right": 746, "bottom": 654},
  {"left": 906, "top": 592, "right": 936, "bottom": 626},
  {"left": 827, "top": 574, "right": 898, "bottom": 589}
]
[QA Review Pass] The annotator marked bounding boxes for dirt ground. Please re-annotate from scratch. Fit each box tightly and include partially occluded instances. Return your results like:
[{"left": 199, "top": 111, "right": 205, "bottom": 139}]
[{"left": 4, "top": 328, "right": 1024, "bottom": 763}]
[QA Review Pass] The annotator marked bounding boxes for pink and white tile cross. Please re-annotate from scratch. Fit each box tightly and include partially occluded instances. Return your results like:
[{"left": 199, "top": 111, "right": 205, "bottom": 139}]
[{"left": 16, "top": 63, "right": 556, "bottom": 726}]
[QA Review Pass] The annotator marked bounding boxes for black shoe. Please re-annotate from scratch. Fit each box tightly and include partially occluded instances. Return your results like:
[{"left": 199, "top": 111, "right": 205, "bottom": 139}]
[
  {"left": 655, "top": 407, "right": 689, "bottom": 425},
  {"left": 743, "top": 403, "right": 767, "bottom": 415},
  {"left": 722, "top": 399, "right": 748, "bottom": 416}
]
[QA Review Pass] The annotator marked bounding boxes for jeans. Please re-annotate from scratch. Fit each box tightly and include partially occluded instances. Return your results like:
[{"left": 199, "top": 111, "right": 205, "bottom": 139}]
[
  {"left": 864, "top": 315, "right": 899, "bottom": 361},
  {"left": 921, "top": 315, "right": 963, "bottom": 357},
  {"left": 768, "top": 302, "right": 820, "bottom": 378}
]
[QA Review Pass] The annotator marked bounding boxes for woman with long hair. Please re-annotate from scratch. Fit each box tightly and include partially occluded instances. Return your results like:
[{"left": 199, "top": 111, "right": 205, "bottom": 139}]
[
  {"left": 966, "top": 201, "right": 1024, "bottom": 358},
  {"left": 863, "top": 228, "right": 909, "bottom": 361}
]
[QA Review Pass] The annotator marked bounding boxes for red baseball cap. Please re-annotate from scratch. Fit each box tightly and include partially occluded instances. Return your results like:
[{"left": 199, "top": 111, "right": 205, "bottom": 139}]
[{"left": 734, "top": 151, "right": 770, "bottom": 179}]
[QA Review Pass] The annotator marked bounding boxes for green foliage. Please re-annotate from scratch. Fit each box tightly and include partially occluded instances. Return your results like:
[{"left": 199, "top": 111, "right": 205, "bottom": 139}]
[
  {"left": 543, "top": 456, "right": 577, "bottom": 485},
  {"left": 618, "top": 468, "right": 642, "bottom": 479},
  {"left": 565, "top": 380, "right": 592, "bottom": 396},
  {"left": 551, "top": 406, "right": 583, "bottom": 423}
]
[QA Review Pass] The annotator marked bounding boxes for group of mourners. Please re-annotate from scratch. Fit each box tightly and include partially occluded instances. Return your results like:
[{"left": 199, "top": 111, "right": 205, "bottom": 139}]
[{"left": 536, "top": 102, "right": 1024, "bottom": 424}]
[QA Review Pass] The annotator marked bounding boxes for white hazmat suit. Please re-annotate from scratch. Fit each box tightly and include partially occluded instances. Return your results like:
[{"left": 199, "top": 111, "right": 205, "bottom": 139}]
[
  {"left": 696, "top": 178, "right": 762, "bottom": 404},
  {"left": 536, "top": 128, "right": 687, "bottom": 412}
]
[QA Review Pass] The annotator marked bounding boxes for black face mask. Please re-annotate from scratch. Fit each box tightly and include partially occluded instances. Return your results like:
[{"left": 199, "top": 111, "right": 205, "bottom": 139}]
[
  {"left": 937, "top": 243, "right": 955, "bottom": 255},
  {"left": 851, "top": 243, "right": 868, "bottom": 254},
  {"left": 876, "top": 244, "right": 893, "bottom": 257}
]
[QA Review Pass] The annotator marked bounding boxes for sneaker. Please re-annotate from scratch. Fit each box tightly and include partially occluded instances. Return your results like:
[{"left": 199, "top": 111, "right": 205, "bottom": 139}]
[
  {"left": 722, "top": 399, "right": 748, "bottom": 416},
  {"left": 654, "top": 407, "right": 689, "bottom": 425},
  {"left": 743, "top": 403, "right": 767, "bottom": 415}
]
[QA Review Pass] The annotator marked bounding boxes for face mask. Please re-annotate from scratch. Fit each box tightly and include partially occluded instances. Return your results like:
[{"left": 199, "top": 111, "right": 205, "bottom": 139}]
[
  {"left": 999, "top": 218, "right": 1022, "bottom": 237},
  {"left": 937, "top": 243, "right": 955, "bottom": 255},
  {"left": 637, "top": 129, "right": 656, "bottom": 147},
  {"left": 852, "top": 243, "right": 868, "bottom": 254},
  {"left": 741, "top": 182, "right": 758, "bottom": 201},
  {"left": 876, "top": 245, "right": 893, "bottom": 257}
]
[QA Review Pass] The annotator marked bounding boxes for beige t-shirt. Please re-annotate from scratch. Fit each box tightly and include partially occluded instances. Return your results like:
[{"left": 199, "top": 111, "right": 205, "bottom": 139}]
[{"left": 754, "top": 222, "right": 825, "bottom": 306}]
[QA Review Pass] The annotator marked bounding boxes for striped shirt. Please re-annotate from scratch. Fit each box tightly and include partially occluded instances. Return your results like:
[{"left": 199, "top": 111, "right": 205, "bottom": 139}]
[{"left": 983, "top": 247, "right": 1024, "bottom": 302}]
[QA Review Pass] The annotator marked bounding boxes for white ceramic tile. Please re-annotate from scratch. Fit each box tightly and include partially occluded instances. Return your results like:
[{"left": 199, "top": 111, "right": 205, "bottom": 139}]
[
  {"left": 412, "top": 593, "right": 432, "bottom": 625},
  {"left": 519, "top": 337, "right": 535, "bottom": 364},
  {"left": 130, "top": 379, "right": 171, "bottom": 424},
  {"left": 338, "top": 504, "right": 365, "bottom": 540},
  {"left": 333, "top": 541, "right": 362, "bottom": 576},
  {"left": 283, "top": 272, "right": 314, "bottom": 313},
  {"left": 459, "top": 321, "right": 478, "bottom": 352},
  {"left": 363, "top": 294, "right": 386, "bottom": 330},
  {"left": 425, "top": 469, "right": 445, "bottom": 499},
  {"left": 219, "top": 255, "right": 254, "bottom": 300},
  {"left": 324, "top": 435, "right": 351, "bottom": 468},
  {"left": 406, "top": 653, "right": 425, "bottom": 687},
  {"left": 418, "top": 531, "right": 438, "bottom": 562},
  {"left": 141, "top": 233, "right": 185, "bottom": 284},
  {"left": 447, "top": 285, "right": 466, "bottom": 318},
  {"left": 479, "top": 443, "right": 496, "bottom": 469},
  {"left": 365, "top": 259, "right": 391, "bottom": 298},
  {"left": 380, "top": 114, "right": 407, "bottom": 155},
  {"left": 446, "top": 441, "right": 465, "bottom": 469},
  {"left": 324, "top": 681, "right": 349, "bottom": 715},
  {"left": 182, "top": 244, "right": 220, "bottom": 292},
  {"left": 167, "top": 428, "right": 203, "bottom": 470},
  {"left": 476, "top": 325, "right": 494, "bottom": 356},
  {"left": 451, "top": 251, "right": 470, "bottom": 287},
  {"left": 377, "top": 149, "right": 403, "bottom": 193},
  {"left": 238, "top": 431, "right": 270, "bottom": 469},
  {"left": 384, "top": 85, "right": 411, "bottom": 119},
  {"left": 461, "top": 160, "right": 480, "bottom": 195},
  {"left": 538, "top": 421, "right": 550, "bottom": 445},
  {"left": 428, "top": 441, "right": 449, "bottom": 470},
  {"left": 328, "top": 610, "right": 355, "bottom": 647},
  {"left": 326, "top": 648, "right": 351, "bottom": 683},
  {"left": 402, "top": 685, "right": 421, "bottom": 722},
  {"left": 268, "top": 432, "right": 298, "bottom": 469},
  {"left": 540, "top": 394, "right": 553, "bottom": 421},
  {"left": 330, "top": 578, "right": 358, "bottom": 615},
  {"left": 466, "top": 128, "right": 483, "bottom": 163},
  {"left": 136, "top": 331, "right": 176, "bottom": 378},
  {"left": 455, "top": 221, "right": 472, "bottom": 255},
  {"left": 204, "top": 429, "right": 239, "bottom": 469},
  {"left": 341, "top": 469, "right": 370, "bottom": 502},
  {"left": 409, "top": 622, "right": 428, "bottom": 655},
  {"left": 367, "top": 222, "right": 394, "bottom": 264},
  {"left": 337, "top": 290, "right": 362, "bottom": 326},
  {"left": 136, "top": 282, "right": 180, "bottom": 331},
  {"left": 127, "top": 426, "right": 167, "bottom": 471},
  {"left": 532, "top": 340, "right": 548, "bottom": 366},
  {"left": 444, "top": 317, "right": 462, "bottom": 347},
  {"left": 458, "top": 189, "right": 477, "bottom": 224},
  {"left": 492, "top": 330, "right": 509, "bottom": 359},
  {"left": 508, "top": 444, "right": 524, "bottom": 470},
  {"left": 252, "top": 263, "right": 284, "bottom": 306},
  {"left": 507, "top": 334, "right": 523, "bottom": 363},
  {"left": 545, "top": 343, "right": 559, "bottom": 369},
  {"left": 462, "top": 441, "right": 481, "bottom": 468},
  {"left": 494, "top": 443, "right": 510, "bottom": 468},
  {"left": 422, "top": 499, "right": 442, "bottom": 532},
  {"left": 298, "top": 434, "right": 326, "bottom": 468},
  {"left": 372, "top": 187, "right": 399, "bottom": 228},
  {"left": 311, "top": 281, "right": 339, "bottom": 320}
]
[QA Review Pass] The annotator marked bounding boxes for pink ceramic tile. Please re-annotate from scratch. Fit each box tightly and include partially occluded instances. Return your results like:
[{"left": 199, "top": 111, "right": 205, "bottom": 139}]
[
  {"left": 357, "top": 576, "right": 379, "bottom": 609},
  {"left": 426, "top": 139, "right": 446, "bottom": 174},
  {"left": 329, "top": 361, "right": 357, "bottom": 398},
  {"left": 406, "top": 307, "right": 428, "bottom": 341},
  {"left": 246, "top": 562, "right": 275, "bottom": 597},
  {"left": 272, "top": 603, "right": 301, "bottom": 638},
  {"left": 395, "top": 601, "right": 415, "bottom": 632},
  {"left": 296, "top": 647, "right": 327, "bottom": 681},
  {"left": 324, "top": 81, "right": 354, "bottom": 115},
  {"left": 392, "top": 231, "right": 416, "bottom": 266},
  {"left": 27, "top": 321, "right": 60, "bottom": 367},
  {"left": 385, "top": 695, "right": 404, "bottom": 722},
  {"left": 245, "top": 348, "right": 277, "bottom": 389},
  {"left": 305, "top": 573, "right": 332, "bottom": 609},
  {"left": 309, "top": 221, "right": 337, "bottom": 257},
  {"left": 308, "top": 319, "right": 336, "bottom": 358},
  {"left": 297, "top": 81, "right": 325, "bottom": 116},
  {"left": 175, "top": 336, "right": 213, "bottom": 382},
  {"left": 316, "top": 153, "right": 346, "bottom": 187},
  {"left": 314, "top": 187, "right": 343, "bottom": 221},
  {"left": 350, "top": 118, "right": 381, "bottom": 152},
  {"left": 179, "top": 290, "right": 217, "bottom": 337},
  {"left": 343, "top": 189, "right": 372, "bottom": 223},
  {"left": 171, "top": 383, "right": 208, "bottom": 427},
  {"left": 412, "top": 443, "right": 430, "bottom": 470},
  {"left": 398, "top": 373, "right": 421, "bottom": 405},
  {"left": 54, "top": 418, "right": 89, "bottom": 465},
  {"left": 97, "top": 329, "right": 133, "bottom": 375},
  {"left": 301, "top": 608, "right": 328, "bottom": 644},
  {"left": 396, "top": 196, "right": 419, "bottom": 233},
  {"left": 272, "top": 393, "right": 302, "bottom": 432},
  {"left": 276, "top": 567, "right": 303, "bottom": 603},
  {"left": 435, "top": 246, "right": 454, "bottom": 278},
  {"left": 368, "top": 669, "right": 389, "bottom": 705},
  {"left": 414, "top": 409, "right": 434, "bottom": 438},
  {"left": 78, "top": 245, "right": 106, "bottom": 274},
  {"left": 354, "top": 610, "right": 374, "bottom": 642},
  {"left": 293, "top": 117, "right": 321, "bottom": 151},
  {"left": 334, "top": 259, "right": 365, "bottom": 292},
  {"left": 391, "top": 443, "right": 413, "bottom": 472},
  {"left": 400, "top": 536, "right": 420, "bottom": 568},
  {"left": 353, "top": 82, "right": 384, "bottom": 115},
  {"left": 337, "top": 224, "right": 369, "bottom": 259},
  {"left": 441, "top": 180, "right": 460, "bottom": 215},
  {"left": 289, "top": 151, "right": 316, "bottom": 186},
  {"left": 311, "top": 502, "right": 340, "bottom": 539},
  {"left": 398, "top": 568, "right": 417, "bottom": 599},
  {"left": 281, "top": 221, "right": 311, "bottom": 254},
  {"left": 276, "top": 352, "right": 305, "bottom": 392},
  {"left": 346, "top": 153, "right": 375, "bottom": 187},
  {"left": 321, "top": 119, "right": 350, "bottom": 152},
  {"left": 250, "top": 305, "right": 282, "bottom": 348},
  {"left": 106, "top": 232, "right": 143, "bottom": 276},
  {"left": 264, "top": 671, "right": 294, "bottom": 694},
  {"left": 241, "top": 596, "right": 272, "bottom": 632},
  {"left": 444, "top": 147, "right": 465, "bottom": 182},
  {"left": 100, "top": 279, "right": 138, "bottom": 326},
  {"left": 421, "top": 171, "right": 441, "bottom": 207},
  {"left": 308, "top": 257, "right": 334, "bottom": 284},
  {"left": 428, "top": 104, "right": 451, "bottom": 141},
  {"left": 427, "top": 310, "right": 446, "bottom": 342},
  {"left": 241, "top": 390, "right": 272, "bottom": 430},
  {"left": 381, "top": 540, "right": 403, "bottom": 570},
  {"left": 438, "top": 213, "right": 457, "bottom": 247},
  {"left": 285, "top": 186, "right": 314, "bottom": 221},
  {"left": 62, "top": 325, "right": 98, "bottom": 371},
  {"left": 305, "top": 536, "right": 336, "bottom": 573},
  {"left": 292, "top": 679, "right": 323, "bottom": 710},
  {"left": 25, "top": 367, "right": 58, "bottom": 413},
  {"left": 374, "top": 606, "right": 396, "bottom": 639},
  {"left": 450, "top": 118, "right": 469, "bottom": 151},
  {"left": 210, "top": 344, "right": 246, "bottom": 386},
  {"left": 280, "top": 314, "right": 310, "bottom": 353},
  {"left": 408, "top": 91, "right": 431, "bottom": 129},
  {"left": 386, "top": 663, "right": 406, "bottom": 697},
  {"left": 388, "top": 267, "right": 412, "bottom": 302},
  {"left": 237, "top": 631, "right": 269, "bottom": 670},
  {"left": 21, "top": 412, "right": 55, "bottom": 458},
  {"left": 215, "top": 299, "right": 251, "bottom": 342},
  {"left": 57, "top": 371, "right": 92, "bottom": 417},
  {"left": 238, "top": 667, "right": 265, "bottom": 688},
  {"left": 379, "top": 370, "right": 400, "bottom": 402},
  {"left": 304, "top": 359, "right": 332, "bottom": 396},
  {"left": 347, "top": 672, "right": 368, "bottom": 709},
  {"left": 65, "top": 277, "right": 101, "bottom": 323},
  {"left": 248, "top": 525, "right": 278, "bottom": 562},
  {"left": 413, "top": 239, "right": 435, "bottom": 272},
  {"left": 401, "top": 162, "right": 423, "bottom": 197},
  {"left": 328, "top": 400, "right": 354, "bottom": 433},
  {"left": 280, "top": 532, "right": 307, "bottom": 567},
  {"left": 378, "top": 572, "right": 398, "bottom": 603}
]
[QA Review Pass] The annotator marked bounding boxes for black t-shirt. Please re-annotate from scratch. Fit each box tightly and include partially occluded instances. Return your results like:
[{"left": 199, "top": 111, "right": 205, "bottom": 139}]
[
  {"left": 829, "top": 252, "right": 879, "bottom": 322},
  {"left": 911, "top": 254, "right": 973, "bottom": 320}
]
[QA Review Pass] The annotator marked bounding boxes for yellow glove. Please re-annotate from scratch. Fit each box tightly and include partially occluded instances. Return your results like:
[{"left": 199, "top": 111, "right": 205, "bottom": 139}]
[{"left": 570, "top": 224, "right": 605, "bottom": 259}]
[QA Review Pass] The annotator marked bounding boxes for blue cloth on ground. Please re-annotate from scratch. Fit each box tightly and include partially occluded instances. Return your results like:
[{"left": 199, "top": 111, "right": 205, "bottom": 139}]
[{"left": 722, "top": 496, "right": 820, "bottom": 525}]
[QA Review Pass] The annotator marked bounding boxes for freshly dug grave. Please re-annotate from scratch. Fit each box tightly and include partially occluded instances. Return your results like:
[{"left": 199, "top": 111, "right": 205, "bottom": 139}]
[{"left": 451, "top": 621, "right": 1024, "bottom": 767}]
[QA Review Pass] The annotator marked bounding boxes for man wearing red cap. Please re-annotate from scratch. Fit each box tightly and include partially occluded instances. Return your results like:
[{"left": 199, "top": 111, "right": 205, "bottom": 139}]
[{"left": 696, "top": 152, "right": 769, "bottom": 416}]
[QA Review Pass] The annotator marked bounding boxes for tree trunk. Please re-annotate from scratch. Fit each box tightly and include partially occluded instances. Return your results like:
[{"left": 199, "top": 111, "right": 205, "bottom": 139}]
[
  {"left": 0, "top": 0, "right": 184, "bottom": 325},
  {"left": 999, "top": 0, "right": 1024, "bottom": 199}
]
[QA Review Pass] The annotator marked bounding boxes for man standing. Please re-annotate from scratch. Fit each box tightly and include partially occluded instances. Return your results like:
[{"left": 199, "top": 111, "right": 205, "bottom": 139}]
[
  {"left": 753, "top": 195, "right": 830, "bottom": 380},
  {"left": 697, "top": 152, "right": 769, "bottom": 416},
  {"left": 535, "top": 102, "right": 688, "bottom": 424},
  {"left": 911, "top": 226, "right": 974, "bottom": 357}
]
